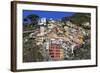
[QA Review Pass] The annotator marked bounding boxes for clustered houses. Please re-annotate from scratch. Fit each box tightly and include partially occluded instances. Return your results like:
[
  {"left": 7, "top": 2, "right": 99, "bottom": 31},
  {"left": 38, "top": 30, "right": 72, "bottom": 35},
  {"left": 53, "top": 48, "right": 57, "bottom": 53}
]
[{"left": 28, "top": 17, "right": 90, "bottom": 61}]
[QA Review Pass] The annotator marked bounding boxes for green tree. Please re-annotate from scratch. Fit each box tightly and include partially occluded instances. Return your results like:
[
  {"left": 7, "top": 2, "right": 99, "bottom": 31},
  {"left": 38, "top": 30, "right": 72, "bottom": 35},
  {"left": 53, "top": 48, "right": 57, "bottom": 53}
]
[
  {"left": 70, "top": 13, "right": 91, "bottom": 25},
  {"left": 27, "top": 14, "right": 39, "bottom": 25}
]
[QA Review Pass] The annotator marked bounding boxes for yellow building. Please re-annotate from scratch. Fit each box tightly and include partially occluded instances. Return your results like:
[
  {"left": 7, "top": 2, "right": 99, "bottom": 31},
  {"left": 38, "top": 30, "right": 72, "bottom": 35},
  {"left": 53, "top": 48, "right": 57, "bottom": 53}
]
[{"left": 59, "top": 49, "right": 64, "bottom": 60}]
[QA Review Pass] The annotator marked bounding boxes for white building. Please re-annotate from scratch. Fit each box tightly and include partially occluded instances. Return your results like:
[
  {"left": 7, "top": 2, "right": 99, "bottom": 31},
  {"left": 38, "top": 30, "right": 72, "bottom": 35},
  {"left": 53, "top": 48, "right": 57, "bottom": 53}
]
[{"left": 38, "top": 18, "right": 47, "bottom": 25}]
